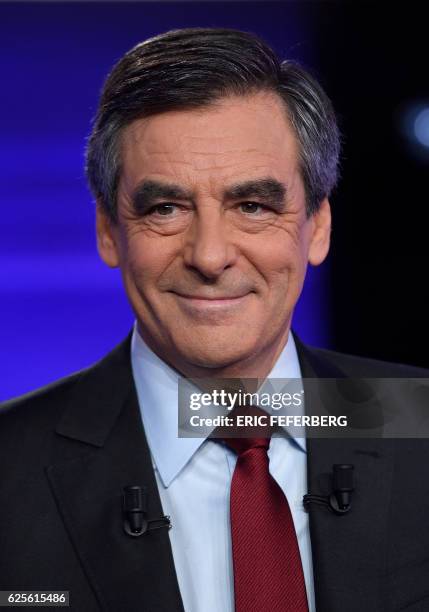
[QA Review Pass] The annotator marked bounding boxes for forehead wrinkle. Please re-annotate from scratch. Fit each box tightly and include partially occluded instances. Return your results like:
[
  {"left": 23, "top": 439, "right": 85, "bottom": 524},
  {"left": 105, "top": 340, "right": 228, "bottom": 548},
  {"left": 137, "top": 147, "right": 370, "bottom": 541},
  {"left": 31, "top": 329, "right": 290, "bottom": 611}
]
[{"left": 179, "top": 147, "right": 264, "bottom": 157}]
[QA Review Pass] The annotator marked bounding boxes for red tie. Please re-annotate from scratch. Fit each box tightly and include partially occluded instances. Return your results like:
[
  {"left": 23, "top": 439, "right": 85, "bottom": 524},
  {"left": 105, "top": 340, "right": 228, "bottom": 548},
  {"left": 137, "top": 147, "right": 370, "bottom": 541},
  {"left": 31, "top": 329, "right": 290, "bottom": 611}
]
[{"left": 225, "top": 435, "right": 309, "bottom": 612}]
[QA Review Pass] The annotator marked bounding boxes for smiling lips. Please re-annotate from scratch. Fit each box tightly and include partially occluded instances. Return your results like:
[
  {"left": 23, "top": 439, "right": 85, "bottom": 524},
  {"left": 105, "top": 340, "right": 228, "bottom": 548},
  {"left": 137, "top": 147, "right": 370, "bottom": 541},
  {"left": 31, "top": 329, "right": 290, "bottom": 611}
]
[
  {"left": 175, "top": 293, "right": 249, "bottom": 300},
  {"left": 172, "top": 291, "right": 252, "bottom": 312}
]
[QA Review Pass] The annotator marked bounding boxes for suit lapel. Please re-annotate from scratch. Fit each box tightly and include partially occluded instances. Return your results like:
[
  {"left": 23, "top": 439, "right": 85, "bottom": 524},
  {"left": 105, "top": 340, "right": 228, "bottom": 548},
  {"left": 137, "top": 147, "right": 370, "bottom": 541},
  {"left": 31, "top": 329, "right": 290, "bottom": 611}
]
[
  {"left": 45, "top": 334, "right": 184, "bottom": 612},
  {"left": 43, "top": 329, "right": 395, "bottom": 611},
  {"left": 294, "top": 335, "right": 394, "bottom": 612}
]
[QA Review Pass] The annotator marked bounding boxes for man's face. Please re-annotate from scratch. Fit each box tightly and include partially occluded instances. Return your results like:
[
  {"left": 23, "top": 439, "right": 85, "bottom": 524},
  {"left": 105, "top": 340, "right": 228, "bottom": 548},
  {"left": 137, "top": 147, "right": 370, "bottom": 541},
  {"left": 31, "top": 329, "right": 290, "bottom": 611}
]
[{"left": 97, "top": 91, "right": 331, "bottom": 375}]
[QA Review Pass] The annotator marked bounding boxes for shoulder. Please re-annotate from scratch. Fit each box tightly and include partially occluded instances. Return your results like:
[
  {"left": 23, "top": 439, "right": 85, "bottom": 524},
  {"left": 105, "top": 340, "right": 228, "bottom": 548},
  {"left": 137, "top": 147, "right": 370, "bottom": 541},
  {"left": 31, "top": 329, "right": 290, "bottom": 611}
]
[
  {"left": 310, "top": 345, "right": 429, "bottom": 377},
  {"left": 292, "top": 330, "right": 429, "bottom": 379},
  {"left": 0, "top": 369, "right": 86, "bottom": 442},
  {"left": 0, "top": 332, "right": 132, "bottom": 438}
]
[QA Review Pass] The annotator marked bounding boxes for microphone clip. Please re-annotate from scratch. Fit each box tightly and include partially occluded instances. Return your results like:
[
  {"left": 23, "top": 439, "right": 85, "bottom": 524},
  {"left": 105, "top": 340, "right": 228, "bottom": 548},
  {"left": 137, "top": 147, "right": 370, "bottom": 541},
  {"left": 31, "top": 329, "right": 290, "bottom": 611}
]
[
  {"left": 122, "top": 485, "right": 171, "bottom": 537},
  {"left": 303, "top": 464, "right": 354, "bottom": 515}
]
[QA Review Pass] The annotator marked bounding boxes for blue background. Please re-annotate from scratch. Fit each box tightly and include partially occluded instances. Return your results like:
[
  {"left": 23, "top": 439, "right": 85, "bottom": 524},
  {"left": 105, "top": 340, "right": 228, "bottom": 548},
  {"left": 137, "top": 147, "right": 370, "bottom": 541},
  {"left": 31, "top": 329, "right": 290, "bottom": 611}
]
[{"left": 1, "top": 2, "right": 331, "bottom": 400}]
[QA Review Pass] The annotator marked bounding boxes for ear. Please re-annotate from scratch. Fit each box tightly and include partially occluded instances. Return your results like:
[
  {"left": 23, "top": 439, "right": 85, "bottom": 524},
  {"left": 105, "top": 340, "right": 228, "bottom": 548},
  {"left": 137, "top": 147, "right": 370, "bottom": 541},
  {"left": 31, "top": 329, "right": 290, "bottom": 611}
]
[
  {"left": 96, "top": 203, "right": 120, "bottom": 268},
  {"left": 308, "top": 198, "right": 331, "bottom": 266}
]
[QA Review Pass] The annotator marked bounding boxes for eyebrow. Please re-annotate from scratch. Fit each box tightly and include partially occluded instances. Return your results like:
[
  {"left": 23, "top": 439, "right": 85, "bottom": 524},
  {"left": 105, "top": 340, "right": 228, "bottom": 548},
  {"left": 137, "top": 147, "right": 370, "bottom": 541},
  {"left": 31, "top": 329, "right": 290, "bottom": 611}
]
[
  {"left": 130, "top": 177, "right": 287, "bottom": 214},
  {"left": 225, "top": 178, "right": 287, "bottom": 209},
  {"left": 131, "top": 181, "right": 193, "bottom": 214}
]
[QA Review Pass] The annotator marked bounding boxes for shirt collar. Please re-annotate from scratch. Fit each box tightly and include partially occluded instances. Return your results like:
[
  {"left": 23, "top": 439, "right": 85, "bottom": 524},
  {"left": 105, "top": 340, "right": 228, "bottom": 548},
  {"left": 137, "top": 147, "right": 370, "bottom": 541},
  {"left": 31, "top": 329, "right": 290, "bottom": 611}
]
[{"left": 131, "top": 322, "right": 306, "bottom": 488}]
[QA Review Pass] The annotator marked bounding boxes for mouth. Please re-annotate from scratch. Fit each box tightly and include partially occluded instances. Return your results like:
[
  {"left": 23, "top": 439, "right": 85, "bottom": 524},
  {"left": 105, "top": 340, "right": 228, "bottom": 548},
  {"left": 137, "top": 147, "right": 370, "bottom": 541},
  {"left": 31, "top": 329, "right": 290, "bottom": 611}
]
[{"left": 171, "top": 292, "right": 253, "bottom": 314}]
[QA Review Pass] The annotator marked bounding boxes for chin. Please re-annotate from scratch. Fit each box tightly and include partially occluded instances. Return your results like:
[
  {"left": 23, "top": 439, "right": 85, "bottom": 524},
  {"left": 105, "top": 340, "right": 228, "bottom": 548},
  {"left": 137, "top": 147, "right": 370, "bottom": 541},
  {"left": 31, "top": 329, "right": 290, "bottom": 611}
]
[{"left": 171, "top": 330, "right": 259, "bottom": 371}]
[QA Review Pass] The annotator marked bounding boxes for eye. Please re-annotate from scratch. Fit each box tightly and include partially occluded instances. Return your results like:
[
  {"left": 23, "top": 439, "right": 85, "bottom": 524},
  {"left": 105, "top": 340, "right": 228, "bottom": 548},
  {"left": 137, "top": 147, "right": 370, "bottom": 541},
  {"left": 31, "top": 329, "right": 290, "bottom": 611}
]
[
  {"left": 148, "top": 203, "right": 178, "bottom": 216},
  {"left": 239, "top": 202, "right": 267, "bottom": 214}
]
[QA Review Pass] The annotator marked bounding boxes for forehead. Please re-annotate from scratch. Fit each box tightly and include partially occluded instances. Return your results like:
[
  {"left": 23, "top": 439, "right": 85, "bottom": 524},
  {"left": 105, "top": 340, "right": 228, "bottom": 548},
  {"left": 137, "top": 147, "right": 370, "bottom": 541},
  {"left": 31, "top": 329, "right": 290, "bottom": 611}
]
[{"left": 119, "top": 91, "right": 300, "bottom": 190}]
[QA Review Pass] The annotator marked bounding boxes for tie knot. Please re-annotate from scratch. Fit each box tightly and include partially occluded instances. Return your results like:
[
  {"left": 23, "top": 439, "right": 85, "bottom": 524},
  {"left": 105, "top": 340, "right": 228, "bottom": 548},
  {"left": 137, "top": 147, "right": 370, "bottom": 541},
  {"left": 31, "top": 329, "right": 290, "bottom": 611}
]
[
  {"left": 220, "top": 404, "right": 273, "bottom": 456},
  {"left": 223, "top": 436, "right": 270, "bottom": 456},
  {"left": 209, "top": 403, "right": 273, "bottom": 452}
]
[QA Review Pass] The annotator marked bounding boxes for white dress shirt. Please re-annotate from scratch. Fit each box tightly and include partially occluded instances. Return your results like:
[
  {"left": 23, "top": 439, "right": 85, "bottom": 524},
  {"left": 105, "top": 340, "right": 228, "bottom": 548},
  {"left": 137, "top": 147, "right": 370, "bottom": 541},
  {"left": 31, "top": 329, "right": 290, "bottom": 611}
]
[{"left": 130, "top": 323, "right": 316, "bottom": 612}]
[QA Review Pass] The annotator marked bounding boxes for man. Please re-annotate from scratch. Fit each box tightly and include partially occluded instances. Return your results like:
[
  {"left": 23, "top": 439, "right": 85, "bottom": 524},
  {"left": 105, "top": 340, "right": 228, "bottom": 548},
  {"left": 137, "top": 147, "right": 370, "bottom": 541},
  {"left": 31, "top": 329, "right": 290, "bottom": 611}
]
[{"left": 1, "top": 28, "right": 429, "bottom": 612}]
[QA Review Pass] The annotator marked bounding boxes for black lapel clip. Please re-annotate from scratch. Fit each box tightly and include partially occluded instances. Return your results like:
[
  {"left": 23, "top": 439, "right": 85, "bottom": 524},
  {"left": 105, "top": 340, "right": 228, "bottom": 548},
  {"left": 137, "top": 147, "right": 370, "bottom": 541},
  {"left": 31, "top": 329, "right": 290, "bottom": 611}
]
[
  {"left": 122, "top": 485, "right": 171, "bottom": 537},
  {"left": 303, "top": 464, "right": 354, "bottom": 515}
]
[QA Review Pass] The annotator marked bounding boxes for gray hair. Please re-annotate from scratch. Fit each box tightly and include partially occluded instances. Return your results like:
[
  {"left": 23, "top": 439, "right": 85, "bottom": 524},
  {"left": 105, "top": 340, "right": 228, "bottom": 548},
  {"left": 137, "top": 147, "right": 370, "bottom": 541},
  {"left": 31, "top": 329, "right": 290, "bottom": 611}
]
[{"left": 85, "top": 27, "right": 340, "bottom": 222}]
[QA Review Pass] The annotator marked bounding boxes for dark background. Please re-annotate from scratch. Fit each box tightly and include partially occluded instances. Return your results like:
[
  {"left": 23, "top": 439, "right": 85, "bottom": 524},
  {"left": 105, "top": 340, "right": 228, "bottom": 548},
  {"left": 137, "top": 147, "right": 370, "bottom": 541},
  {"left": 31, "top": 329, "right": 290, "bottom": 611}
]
[
  {"left": 1, "top": 1, "right": 428, "bottom": 400},
  {"left": 315, "top": 3, "right": 429, "bottom": 368}
]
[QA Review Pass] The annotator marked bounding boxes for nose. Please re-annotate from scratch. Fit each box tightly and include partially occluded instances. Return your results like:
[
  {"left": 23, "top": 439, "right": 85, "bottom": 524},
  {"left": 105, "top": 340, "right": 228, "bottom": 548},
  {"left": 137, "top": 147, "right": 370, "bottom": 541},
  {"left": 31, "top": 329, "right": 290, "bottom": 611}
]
[{"left": 183, "top": 206, "right": 238, "bottom": 279}]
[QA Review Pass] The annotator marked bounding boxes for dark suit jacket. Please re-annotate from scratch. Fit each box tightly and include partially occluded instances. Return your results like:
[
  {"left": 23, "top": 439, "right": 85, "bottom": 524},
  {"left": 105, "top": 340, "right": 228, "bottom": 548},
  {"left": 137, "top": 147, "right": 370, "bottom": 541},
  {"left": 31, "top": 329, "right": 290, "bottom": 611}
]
[{"left": 1, "top": 332, "right": 429, "bottom": 612}]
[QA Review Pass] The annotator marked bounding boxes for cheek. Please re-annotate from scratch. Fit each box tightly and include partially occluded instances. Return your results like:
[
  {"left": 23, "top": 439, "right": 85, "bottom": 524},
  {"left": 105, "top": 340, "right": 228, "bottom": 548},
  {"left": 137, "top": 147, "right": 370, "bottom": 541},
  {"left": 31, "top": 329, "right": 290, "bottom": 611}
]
[
  {"left": 121, "top": 234, "right": 178, "bottom": 295},
  {"left": 116, "top": 232, "right": 156, "bottom": 286},
  {"left": 127, "top": 254, "right": 160, "bottom": 292},
  {"left": 252, "top": 237, "right": 305, "bottom": 291}
]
